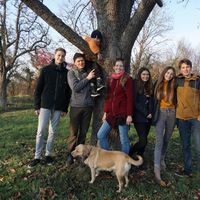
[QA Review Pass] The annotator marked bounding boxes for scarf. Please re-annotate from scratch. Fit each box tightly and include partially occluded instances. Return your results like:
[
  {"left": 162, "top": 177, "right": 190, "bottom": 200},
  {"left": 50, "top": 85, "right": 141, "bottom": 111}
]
[{"left": 111, "top": 70, "right": 125, "bottom": 79}]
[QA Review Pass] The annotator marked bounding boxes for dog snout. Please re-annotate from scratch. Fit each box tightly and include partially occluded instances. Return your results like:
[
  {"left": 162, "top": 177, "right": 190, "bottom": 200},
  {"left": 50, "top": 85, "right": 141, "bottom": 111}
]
[{"left": 71, "top": 150, "right": 77, "bottom": 157}]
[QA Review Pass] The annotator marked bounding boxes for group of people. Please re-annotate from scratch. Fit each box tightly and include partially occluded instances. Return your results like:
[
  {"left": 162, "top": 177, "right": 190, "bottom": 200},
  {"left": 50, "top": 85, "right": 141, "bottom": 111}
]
[{"left": 28, "top": 30, "right": 200, "bottom": 187}]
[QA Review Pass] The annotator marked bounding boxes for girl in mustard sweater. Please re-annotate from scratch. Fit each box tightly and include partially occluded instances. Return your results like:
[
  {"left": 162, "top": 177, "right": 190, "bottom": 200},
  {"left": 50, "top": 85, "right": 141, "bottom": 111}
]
[{"left": 153, "top": 66, "right": 176, "bottom": 186}]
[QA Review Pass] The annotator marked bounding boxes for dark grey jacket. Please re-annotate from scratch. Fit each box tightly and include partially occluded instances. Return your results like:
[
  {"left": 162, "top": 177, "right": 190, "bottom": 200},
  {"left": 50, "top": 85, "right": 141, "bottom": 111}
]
[{"left": 67, "top": 68, "right": 94, "bottom": 107}]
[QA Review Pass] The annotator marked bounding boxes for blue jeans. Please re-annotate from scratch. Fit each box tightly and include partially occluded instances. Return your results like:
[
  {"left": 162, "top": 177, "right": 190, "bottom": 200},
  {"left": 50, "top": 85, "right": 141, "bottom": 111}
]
[
  {"left": 35, "top": 108, "right": 61, "bottom": 159},
  {"left": 97, "top": 121, "right": 130, "bottom": 154},
  {"left": 178, "top": 119, "right": 200, "bottom": 173}
]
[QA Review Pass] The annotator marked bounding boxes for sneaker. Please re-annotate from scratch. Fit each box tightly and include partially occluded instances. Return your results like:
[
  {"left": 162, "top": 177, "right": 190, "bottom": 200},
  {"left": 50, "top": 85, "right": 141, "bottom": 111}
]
[
  {"left": 28, "top": 159, "right": 40, "bottom": 168},
  {"left": 44, "top": 156, "right": 54, "bottom": 165},
  {"left": 96, "top": 78, "right": 105, "bottom": 91},
  {"left": 174, "top": 170, "right": 192, "bottom": 178},
  {"left": 66, "top": 154, "right": 74, "bottom": 167},
  {"left": 91, "top": 84, "right": 100, "bottom": 97},
  {"left": 91, "top": 92, "right": 100, "bottom": 97},
  {"left": 90, "top": 83, "right": 100, "bottom": 97}
]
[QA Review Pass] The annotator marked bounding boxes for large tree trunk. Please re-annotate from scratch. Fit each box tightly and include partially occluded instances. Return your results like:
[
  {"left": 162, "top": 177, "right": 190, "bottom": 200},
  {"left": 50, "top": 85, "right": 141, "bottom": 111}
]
[{"left": 90, "top": 96, "right": 105, "bottom": 145}]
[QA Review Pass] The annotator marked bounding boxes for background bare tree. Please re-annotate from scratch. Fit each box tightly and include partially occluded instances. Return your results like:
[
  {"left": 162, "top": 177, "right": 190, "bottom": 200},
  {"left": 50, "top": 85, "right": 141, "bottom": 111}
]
[
  {"left": 165, "top": 39, "right": 200, "bottom": 73},
  {"left": 131, "top": 6, "right": 172, "bottom": 76},
  {"left": 8, "top": 67, "right": 36, "bottom": 96},
  {"left": 148, "top": 39, "right": 200, "bottom": 81},
  {"left": 0, "top": 0, "right": 51, "bottom": 110}
]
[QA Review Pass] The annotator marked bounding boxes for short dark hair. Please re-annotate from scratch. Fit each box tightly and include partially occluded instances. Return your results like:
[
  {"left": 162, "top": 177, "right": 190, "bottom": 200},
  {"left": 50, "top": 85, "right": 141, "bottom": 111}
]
[
  {"left": 115, "top": 58, "right": 124, "bottom": 63},
  {"left": 178, "top": 58, "right": 192, "bottom": 69},
  {"left": 55, "top": 47, "right": 66, "bottom": 55},
  {"left": 73, "top": 53, "right": 85, "bottom": 62},
  {"left": 91, "top": 30, "right": 102, "bottom": 40}
]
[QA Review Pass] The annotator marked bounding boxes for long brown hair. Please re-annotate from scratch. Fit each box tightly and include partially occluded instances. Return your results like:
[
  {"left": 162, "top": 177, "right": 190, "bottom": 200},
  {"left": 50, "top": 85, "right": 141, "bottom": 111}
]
[
  {"left": 136, "top": 67, "right": 153, "bottom": 95},
  {"left": 154, "top": 66, "right": 176, "bottom": 102}
]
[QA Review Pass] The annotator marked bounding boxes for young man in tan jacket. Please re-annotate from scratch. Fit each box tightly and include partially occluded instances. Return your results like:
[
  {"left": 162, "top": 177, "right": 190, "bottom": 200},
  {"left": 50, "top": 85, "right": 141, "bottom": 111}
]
[{"left": 175, "top": 58, "right": 200, "bottom": 177}]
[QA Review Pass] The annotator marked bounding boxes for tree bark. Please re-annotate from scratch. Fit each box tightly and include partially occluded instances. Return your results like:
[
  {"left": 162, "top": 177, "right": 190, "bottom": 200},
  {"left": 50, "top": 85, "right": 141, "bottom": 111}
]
[{"left": 0, "top": 73, "right": 8, "bottom": 110}]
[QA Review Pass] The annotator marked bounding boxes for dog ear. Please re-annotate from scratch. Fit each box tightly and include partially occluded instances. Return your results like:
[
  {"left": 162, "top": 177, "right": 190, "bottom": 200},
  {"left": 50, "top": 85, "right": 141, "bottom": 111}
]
[{"left": 84, "top": 145, "right": 92, "bottom": 157}]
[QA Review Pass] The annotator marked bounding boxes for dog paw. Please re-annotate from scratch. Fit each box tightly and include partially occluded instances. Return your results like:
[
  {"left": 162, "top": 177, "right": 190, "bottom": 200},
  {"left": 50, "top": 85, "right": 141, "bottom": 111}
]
[
  {"left": 116, "top": 189, "right": 121, "bottom": 193},
  {"left": 95, "top": 172, "right": 99, "bottom": 177},
  {"left": 89, "top": 180, "right": 94, "bottom": 184}
]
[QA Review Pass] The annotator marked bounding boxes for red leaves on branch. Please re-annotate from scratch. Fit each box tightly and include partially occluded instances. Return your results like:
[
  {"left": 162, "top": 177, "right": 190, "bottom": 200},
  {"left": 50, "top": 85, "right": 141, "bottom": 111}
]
[{"left": 31, "top": 49, "right": 54, "bottom": 69}]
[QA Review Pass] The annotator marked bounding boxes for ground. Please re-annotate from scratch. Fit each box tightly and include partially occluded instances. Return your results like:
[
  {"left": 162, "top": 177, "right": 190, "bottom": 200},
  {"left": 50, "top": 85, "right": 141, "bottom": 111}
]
[{"left": 0, "top": 97, "right": 200, "bottom": 199}]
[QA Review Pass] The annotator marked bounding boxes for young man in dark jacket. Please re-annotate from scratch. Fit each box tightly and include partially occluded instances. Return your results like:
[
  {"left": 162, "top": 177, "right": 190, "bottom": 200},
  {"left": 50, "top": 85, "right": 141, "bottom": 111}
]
[
  {"left": 28, "top": 48, "right": 71, "bottom": 167},
  {"left": 175, "top": 58, "right": 200, "bottom": 177}
]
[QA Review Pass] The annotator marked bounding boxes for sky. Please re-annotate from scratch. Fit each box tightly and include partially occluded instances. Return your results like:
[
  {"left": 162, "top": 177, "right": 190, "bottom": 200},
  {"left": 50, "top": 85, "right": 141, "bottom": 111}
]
[
  {"left": 43, "top": 0, "right": 200, "bottom": 58},
  {"left": 167, "top": 0, "right": 200, "bottom": 47}
]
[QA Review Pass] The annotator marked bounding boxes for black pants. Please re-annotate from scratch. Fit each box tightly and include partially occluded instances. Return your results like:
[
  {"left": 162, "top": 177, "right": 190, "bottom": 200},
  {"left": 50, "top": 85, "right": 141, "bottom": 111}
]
[
  {"left": 129, "top": 122, "right": 151, "bottom": 156},
  {"left": 67, "top": 106, "right": 93, "bottom": 152}
]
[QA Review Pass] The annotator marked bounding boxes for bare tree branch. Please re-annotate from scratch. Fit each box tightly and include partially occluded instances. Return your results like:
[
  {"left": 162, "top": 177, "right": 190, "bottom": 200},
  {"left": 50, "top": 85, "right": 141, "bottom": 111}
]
[
  {"left": 21, "top": 0, "right": 96, "bottom": 60},
  {"left": 121, "top": 0, "right": 158, "bottom": 55}
]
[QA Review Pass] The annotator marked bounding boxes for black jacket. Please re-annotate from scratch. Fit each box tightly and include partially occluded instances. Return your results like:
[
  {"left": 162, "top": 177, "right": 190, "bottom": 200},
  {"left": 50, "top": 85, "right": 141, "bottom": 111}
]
[
  {"left": 34, "top": 61, "right": 71, "bottom": 112},
  {"left": 132, "top": 79, "right": 153, "bottom": 123}
]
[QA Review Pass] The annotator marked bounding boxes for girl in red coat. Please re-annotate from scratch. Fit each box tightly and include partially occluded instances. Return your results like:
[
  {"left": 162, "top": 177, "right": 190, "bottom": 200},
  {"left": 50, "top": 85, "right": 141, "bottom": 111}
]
[{"left": 97, "top": 58, "right": 133, "bottom": 154}]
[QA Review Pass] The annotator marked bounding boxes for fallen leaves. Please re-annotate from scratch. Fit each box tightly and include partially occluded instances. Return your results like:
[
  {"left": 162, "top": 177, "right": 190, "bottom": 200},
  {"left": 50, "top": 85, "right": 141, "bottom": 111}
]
[
  {"left": 11, "top": 192, "right": 21, "bottom": 200},
  {"left": 194, "top": 188, "right": 200, "bottom": 199},
  {"left": 39, "top": 187, "right": 57, "bottom": 199},
  {"left": 9, "top": 168, "right": 16, "bottom": 173},
  {"left": 0, "top": 176, "right": 4, "bottom": 182}
]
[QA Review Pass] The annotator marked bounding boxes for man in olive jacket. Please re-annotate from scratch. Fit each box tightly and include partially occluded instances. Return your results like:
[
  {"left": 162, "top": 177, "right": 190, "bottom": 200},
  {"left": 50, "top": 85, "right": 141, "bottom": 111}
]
[{"left": 28, "top": 48, "right": 71, "bottom": 167}]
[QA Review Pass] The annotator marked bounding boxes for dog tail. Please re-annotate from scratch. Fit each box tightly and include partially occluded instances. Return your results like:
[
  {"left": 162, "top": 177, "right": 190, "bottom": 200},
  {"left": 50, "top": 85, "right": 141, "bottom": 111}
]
[{"left": 128, "top": 155, "right": 143, "bottom": 166}]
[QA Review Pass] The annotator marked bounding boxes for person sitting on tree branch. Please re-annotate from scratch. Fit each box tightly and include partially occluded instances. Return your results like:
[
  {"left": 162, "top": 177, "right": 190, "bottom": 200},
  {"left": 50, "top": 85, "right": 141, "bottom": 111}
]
[{"left": 83, "top": 30, "right": 105, "bottom": 97}]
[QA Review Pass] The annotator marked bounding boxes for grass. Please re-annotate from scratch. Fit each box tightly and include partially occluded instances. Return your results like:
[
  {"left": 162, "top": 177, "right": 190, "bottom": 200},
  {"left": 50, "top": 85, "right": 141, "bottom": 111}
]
[{"left": 0, "top": 108, "right": 200, "bottom": 199}]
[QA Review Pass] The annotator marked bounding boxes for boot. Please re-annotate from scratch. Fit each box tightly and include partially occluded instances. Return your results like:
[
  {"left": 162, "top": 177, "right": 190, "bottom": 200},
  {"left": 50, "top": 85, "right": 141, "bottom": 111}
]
[
  {"left": 96, "top": 78, "right": 105, "bottom": 91},
  {"left": 90, "top": 83, "right": 100, "bottom": 97},
  {"left": 154, "top": 165, "right": 166, "bottom": 187}
]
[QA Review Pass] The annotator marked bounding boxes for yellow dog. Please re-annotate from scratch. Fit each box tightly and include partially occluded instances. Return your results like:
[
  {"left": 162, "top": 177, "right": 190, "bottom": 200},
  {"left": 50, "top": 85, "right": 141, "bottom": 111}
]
[{"left": 72, "top": 144, "right": 143, "bottom": 192}]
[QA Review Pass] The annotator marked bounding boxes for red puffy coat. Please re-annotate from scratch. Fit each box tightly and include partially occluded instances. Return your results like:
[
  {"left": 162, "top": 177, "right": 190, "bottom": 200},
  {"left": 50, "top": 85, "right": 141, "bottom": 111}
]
[{"left": 104, "top": 75, "right": 133, "bottom": 118}]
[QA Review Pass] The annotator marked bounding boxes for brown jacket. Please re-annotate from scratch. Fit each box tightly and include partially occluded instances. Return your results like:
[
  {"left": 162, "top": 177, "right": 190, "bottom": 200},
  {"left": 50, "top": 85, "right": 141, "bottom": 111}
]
[{"left": 175, "top": 74, "right": 200, "bottom": 120}]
